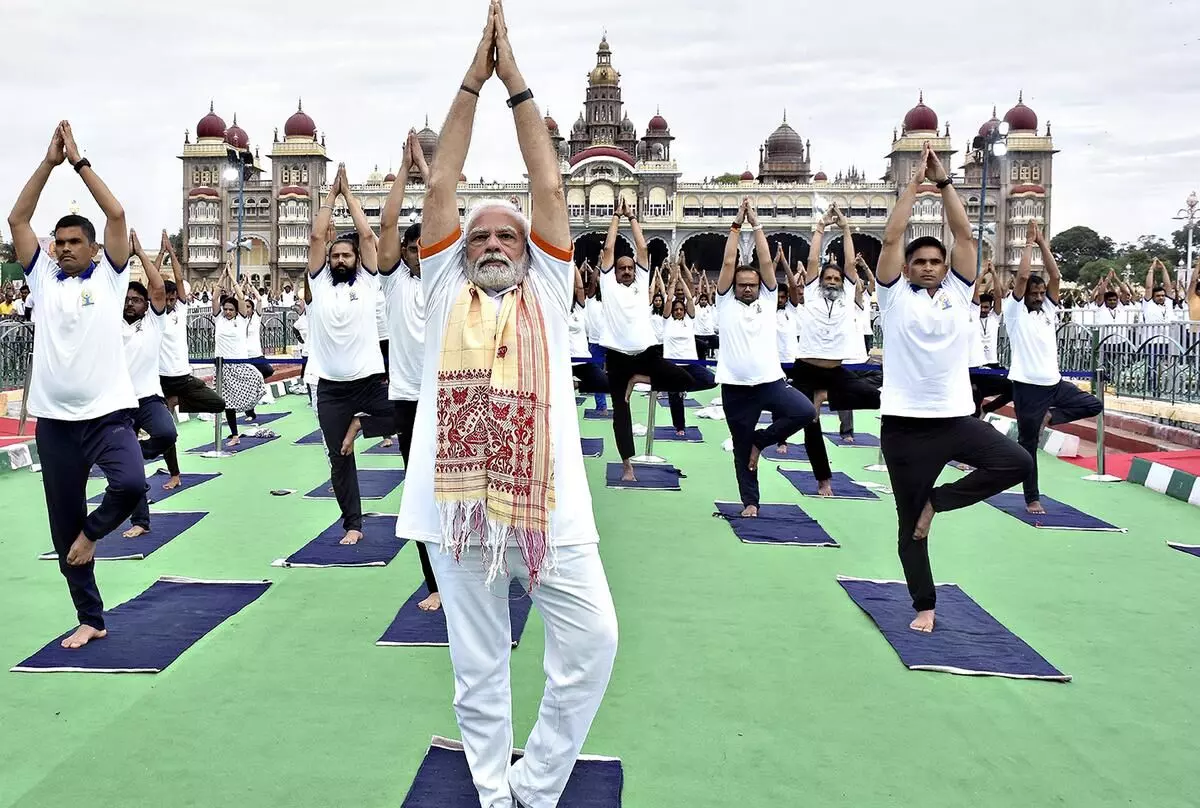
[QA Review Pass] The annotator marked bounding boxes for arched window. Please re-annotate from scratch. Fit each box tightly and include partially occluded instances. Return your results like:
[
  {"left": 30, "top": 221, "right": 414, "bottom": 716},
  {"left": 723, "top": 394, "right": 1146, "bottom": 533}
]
[
  {"left": 1010, "top": 163, "right": 1020, "bottom": 181},
  {"left": 1019, "top": 163, "right": 1031, "bottom": 181},
  {"left": 1031, "top": 164, "right": 1041, "bottom": 182}
]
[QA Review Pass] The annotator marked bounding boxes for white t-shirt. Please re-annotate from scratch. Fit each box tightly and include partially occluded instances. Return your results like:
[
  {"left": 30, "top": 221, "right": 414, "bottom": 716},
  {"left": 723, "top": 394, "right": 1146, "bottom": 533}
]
[
  {"left": 396, "top": 230, "right": 598, "bottom": 548},
  {"left": 1089, "top": 303, "right": 1133, "bottom": 326},
  {"left": 159, "top": 300, "right": 191, "bottom": 376},
  {"left": 776, "top": 305, "right": 798, "bottom": 363},
  {"left": 568, "top": 303, "right": 590, "bottom": 364},
  {"left": 585, "top": 297, "right": 608, "bottom": 345},
  {"left": 970, "top": 304, "right": 1001, "bottom": 365},
  {"left": 715, "top": 284, "right": 785, "bottom": 386},
  {"left": 308, "top": 267, "right": 386, "bottom": 382},
  {"left": 294, "top": 312, "right": 310, "bottom": 357},
  {"left": 859, "top": 299, "right": 874, "bottom": 336},
  {"left": 280, "top": 291, "right": 296, "bottom": 309},
  {"left": 650, "top": 308, "right": 665, "bottom": 344},
  {"left": 1006, "top": 296, "right": 1061, "bottom": 386},
  {"left": 375, "top": 288, "right": 389, "bottom": 340},
  {"left": 599, "top": 265, "right": 655, "bottom": 355},
  {"left": 123, "top": 309, "right": 166, "bottom": 399},
  {"left": 797, "top": 278, "right": 859, "bottom": 361},
  {"left": 24, "top": 248, "right": 137, "bottom": 420},
  {"left": 662, "top": 314, "right": 697, "bottom": 360},
  {"left": 214, "top": 313, "right": 249, "bottom": 360},
  {"left": 382, "top": 262, "right": 426, "bottom": 400},
  {"left": 876, "top": 272, "right": 975, "bottom": 418},
  {"left": 13, "top": 298, "right": 25, "bottom": 317},
  {"left": 694, "top": 304, "right": 716, "bottom": 336},
  {"left": 1141, "top": 299, "right": 1174, "bottom": 325},
  {"left": 845, "top": 303, "right": 870, "bottom": 364},
  {"left": 246, "top": 312, "right": 264, "bottom": 358}
]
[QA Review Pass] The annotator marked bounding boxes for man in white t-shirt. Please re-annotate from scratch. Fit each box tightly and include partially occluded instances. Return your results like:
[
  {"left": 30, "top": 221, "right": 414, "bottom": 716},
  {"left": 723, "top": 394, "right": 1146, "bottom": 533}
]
[
  {"left": 571, "top": 263, "right": 610, "bottom": 408},
  {"left": 156, "top": 231, "right": 227, "bottom": 429},
  {"left": 396, "top": 8, "right": 617, "bottom": 805},
  {"left": 968, "top": 266, "right": 1012, "bottom": 418},
  {"left": 581, "top": 261, "right": 610, "bottom": 412},
  {"left": 376, "top": 131, "right": 442, "bottom": 610},
  {"left": 8, "top": 122, "right": 148, "bottom": 649},
  {"left": 122, "top": 232, "right": 180, "bottom": 537},
  {"left": 308, "top": 164, "right": 397, "bottom": 546},
  {"left": 1008, "top": 220, "right": 1101, "bottom": 514},
  {"left": 1141, "top": 258, "right": 1178, "bottom": 396},
  {"left": 875, "top": 143, "right": 1030, "bottom": 634},
  {"left": 717, "top": 200, "right": 816, "bottom": 516},
  {"left": 599, "top": 199, "right": 713, "bottom": 481}
]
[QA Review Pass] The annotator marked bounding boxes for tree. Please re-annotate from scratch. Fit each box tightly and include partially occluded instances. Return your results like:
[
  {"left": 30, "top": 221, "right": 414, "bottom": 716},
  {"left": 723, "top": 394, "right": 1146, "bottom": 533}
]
[
  {"left": 1171, "top": 223, "right": 1200, "bottom": 264},
  {"left": 168, "top": 230, "right": 183, "bottom": 260},
  {"left": 1077, "top": 258, "right": 1122, "bottom": 290},
  {"left": 1049, "top": 226, "right": 1114, "bottom": 282},
  {"left": 712, "top": 172, "right": 743, "bottom": 185}
]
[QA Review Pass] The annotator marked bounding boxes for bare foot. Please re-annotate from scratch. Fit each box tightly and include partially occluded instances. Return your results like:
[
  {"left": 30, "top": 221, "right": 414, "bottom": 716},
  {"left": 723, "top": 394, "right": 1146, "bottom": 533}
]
[
  {"left": 61, "top": 624, "right": 107, "bottom": 649},
  {"left": 776, "top": 443, "right": 788, "bottom": 455},
  {"left": 740, "top": 504, "right": 759, "bottom": 517},
  {"left": 676, "top": 429, "right": 686, "bottom": 437},
  {"left": 812, "top": 389, "right": 828, "bottom": 411},
  {"left": 165, "top": 396, "right": 179, "bottom": 411},
  {"left": 841, "top": 434, "right": 855, "bottom": 445},
  {"left": 339, "top": 530, "right": 364, "bottom": 545},
  {"left": 162, "top": 475, "right": 182, "bottom": 490},
  {"left": 625, "top": 374, "right": 650, "bottom": 403},
  {"left": 122, "top": 525, "right": 149, "bottom": 539},
  {"left": 418, "top": 592, "right": 442, "bottom": 611},
  {"left": 621, "top": 460, "right": 637, "bottom": 483},
  {"left": 817, "top": 479, "right": 834, "bottom": 498},
  {"left": 913, "top": 500, "right": 935, "bottom": 540},
  {"left": 748, "top": 443, "right": 762, "bottom": 472},
  {"left": 910, "top": 610, "right": 936, "bottom": 633},
  {"left": 1026, "top": 500, "right": 1046, "bottom": 515},
  {"left": 382, "top": 437, "right": 394, "bottom": 448},
  {"left": 65, "top": 533, "right": 95, "bottom": 566},
  {"left": 341, "top": 417, "right": 361, "bottom": 456},
  {"left": 226, "top": 435, "right": 241, "bottom": 447}
]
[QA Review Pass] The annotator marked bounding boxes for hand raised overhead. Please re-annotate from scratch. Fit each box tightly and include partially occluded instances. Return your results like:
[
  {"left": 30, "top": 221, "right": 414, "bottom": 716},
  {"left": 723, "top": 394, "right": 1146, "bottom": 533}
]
[{"left": 466, "top": 0, "right": 498, "bottom": 90}]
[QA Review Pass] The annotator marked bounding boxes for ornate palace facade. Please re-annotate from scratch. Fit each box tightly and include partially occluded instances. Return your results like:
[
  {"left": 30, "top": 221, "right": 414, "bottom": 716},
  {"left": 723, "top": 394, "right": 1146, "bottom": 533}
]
[{"left": 179, "top": 36, "right": 1057, "bottom": 288}]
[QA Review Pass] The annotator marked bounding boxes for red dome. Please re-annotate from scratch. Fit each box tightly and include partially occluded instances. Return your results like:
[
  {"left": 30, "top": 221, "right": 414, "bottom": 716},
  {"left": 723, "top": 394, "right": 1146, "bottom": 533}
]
[
  {"left": 459, "top": 173, "right": 467, "bottom": 183},
  {"left": 813, "top": 171, "right": 828, "bottom": 182},
  {"left": 740, "top": 170, "right": 754, "bottom": 181},
  {"left": 384, "top": 172, "right": 397, "bottom": 182},
  {"left": 278, "top": 185, "right": 310, "bottom": 198},
  {"left": 978, "top": 107, "right": 1001, "bottom": 137},
  {"left": 648, "top": 114, "right": 669, "bottom": 132},
  {"left": 284, "top": 101, "right": 317, "bottom": 138},
  {"left": 568, "top": 145, "right": 636, "bottom": 167},
  {"left": 196, "top": 103, "right": 226, "bottom": 140},
  {"left": 903, "top": 93, "right": 938, "bottom": 133},
  {"left": 188, "top": 186, "right": 220, "bottom": 198},
  {"left": 224, "top": 116, "right": 249, "bottom": 149},
  {"left": 1003, "top": 94, "right": 1038, "bottom": 132},
  {"left": 544, "top": 114, "right": 559, "bottom": 132}
]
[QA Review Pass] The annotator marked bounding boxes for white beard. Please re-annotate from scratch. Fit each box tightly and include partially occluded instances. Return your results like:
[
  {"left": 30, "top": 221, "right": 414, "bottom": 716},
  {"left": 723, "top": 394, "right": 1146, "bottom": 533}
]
[
  {"left": 820, "top": 284, "right": 844, "bottom": 303},
  {"left": 468, "top": 250, "right": 529, "bottom": 292}
]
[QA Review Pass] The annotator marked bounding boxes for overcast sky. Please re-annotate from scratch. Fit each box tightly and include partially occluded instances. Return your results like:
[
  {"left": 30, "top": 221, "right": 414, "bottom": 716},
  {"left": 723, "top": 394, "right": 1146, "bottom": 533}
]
[{"left": 2, "top": 0, "right": 1197, "bottom": 250}]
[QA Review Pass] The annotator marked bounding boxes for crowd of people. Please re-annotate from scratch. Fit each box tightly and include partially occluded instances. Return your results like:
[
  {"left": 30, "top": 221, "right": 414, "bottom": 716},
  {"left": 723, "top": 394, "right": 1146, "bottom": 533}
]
[{"left": 5, "top": 2, "right": 1199, "bottom": 806}]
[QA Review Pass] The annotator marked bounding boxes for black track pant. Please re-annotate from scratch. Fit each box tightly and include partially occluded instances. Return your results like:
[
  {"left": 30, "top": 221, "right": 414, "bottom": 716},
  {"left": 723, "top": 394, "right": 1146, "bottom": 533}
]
[
  {"left": 788, "top": 360, "right": 881, "bottom": 482},
  {"left": 971, "top": 365, "right": 1013, "bottom": 417},
  {"left": 605, "top": 347, "right": 713, "bottom": 460},
  {"left": 393, "top": 398, "right": 437, "bottom": 594},
  {"left": 160, "top": 374, "right": 225, "bottom": 413},
  {"left": 317, "top": 375, "right": 396, "bottom": 532},
  {"left": 1012, "top": 380, "right": 1102, "bottom": 504},
  {"left": 722, "top": 380, "right": 816, "bottom": 507},
  {"left": 880, "top": 415, "right": 1031, "bottom": 612}
]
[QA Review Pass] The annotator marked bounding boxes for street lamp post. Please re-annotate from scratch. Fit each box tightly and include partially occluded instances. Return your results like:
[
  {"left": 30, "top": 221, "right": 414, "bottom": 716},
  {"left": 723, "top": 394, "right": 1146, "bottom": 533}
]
[
  {"left": 972, "top": 121, "right": 1010, "bottom": 270},
  {"left": 223, "top": 148, "right": 252, "bottom": 281},
  {"left": 1173, "top": 190, "right": 1198, "bottom": 292}
]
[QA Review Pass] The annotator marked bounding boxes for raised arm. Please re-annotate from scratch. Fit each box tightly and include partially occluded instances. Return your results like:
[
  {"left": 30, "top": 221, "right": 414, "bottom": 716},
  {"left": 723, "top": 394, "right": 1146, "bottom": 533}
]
[
  {"left": 1013, "top": 233, "right": 1034, "bottom": 301},
  {"left": 923, "top": 145, "right": 975, "bottom": 281},
  {"left": 857, "top": 255, "right": 876, "bottom": 295},
  {"left": 7, "top": 126, "right": 64, "bottom": 267},
  {"left": 1144, "top": 263, "right": 1154, "bottom": 302},
  {"left": 131, "top": 230, "right": 167, "bottom": 313},
  {"left": 211, "top": 264, "right": 229, "bottom": 315},
  {"left": 877, "top": 145, "right": 929, "bottom": 286},
  {"left": 160, "top": 229, "right": 190, "bottom": 303},
  {"left": 676, "top": 262, "right": 696, "bottom": 317},
  {"left": 745, "top": 201, "right": 774, "bottom": 290},
  {"left": 991, "top": 264, "right": 1004, "bottom": 314},
  {"left": 777, "top": 245, "right": 801, "bottom": 306},
  {"left": 833, "top": 205, "right": 857, "bottom": 283},
  {"left": 1029, "top": 220, "right": 1058, "bottom": 301},
  {"left": 805, "top": 213, "right": 829, "bottom": 284},
  {"left": 331, "top": 163, "right": 376, "bottom": 271},
  {"left": 309, "top": 169, "right": 343, "bottom": 275},
  {"left": 379, "top": 130, "right": 418, "bottom": 274},
  {"left": 572, "top": 261, "right": 586, "bottom": 307},
  {"left": 716, "top": 201, "right": 747, "bottom": 295},
  {"left": 1160, "top": 259, "right": 1176, "bottom": 297},
  {"left": 494, "top": 1, "right": 568, "bottom": 250},
  {"left": 625, "top": 199, "right": 649, "bottom": 267},
  {"left": 60, "top": 123, "right": 129, "bottom": 267},
  {"left": 600, "top": 212, "right": 620, "bottom": 271}
]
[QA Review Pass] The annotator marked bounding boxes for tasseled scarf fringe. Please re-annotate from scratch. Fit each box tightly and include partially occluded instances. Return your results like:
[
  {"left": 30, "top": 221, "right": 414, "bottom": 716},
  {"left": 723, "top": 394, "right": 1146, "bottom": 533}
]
[{"left": 438, "top": 500, "right": 558, "bottom": 589}]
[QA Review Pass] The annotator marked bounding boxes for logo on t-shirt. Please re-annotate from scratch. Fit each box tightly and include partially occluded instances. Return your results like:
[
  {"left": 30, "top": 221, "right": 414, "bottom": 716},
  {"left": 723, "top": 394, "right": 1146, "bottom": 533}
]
[{"left": 80, "top": 289, "right": 94, "bottom": 307}]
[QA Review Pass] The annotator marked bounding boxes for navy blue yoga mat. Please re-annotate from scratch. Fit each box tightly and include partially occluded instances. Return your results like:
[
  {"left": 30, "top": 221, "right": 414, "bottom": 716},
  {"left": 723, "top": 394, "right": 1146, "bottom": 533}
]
[
  {"left": 304, "top": 469, "right": 406, "bottom": 500},
  {"left": 986, "top": 492, "right": 1123, "bottom": 531},
  {"left": 39, "top": 512, "right": 207, "bottom": 561},
  {"left": 364, "top": 440, "right": 401, "bottom": 455},
  {"left": 823, "top": 431, "right": 881, "bottom": 447},
  {"left": 276, "top": 515, "right": 406, "bottom": 567},
  {"left": 584, "top": 408, "right": 613, "bottom": 420},
  {"left": 187, "top": 433, "right": 280, "bottom": 454},
  {"left": 401, "top": 737, "right": 623, "bottom": 808},
  {"left": 657, "top": 397, "right": 701, "bottom": 408},
  {"left": 761, "top": 443, "right": 808, "bottom": 462},
  {"left": 378, "top": 579, "right": 533, "bottom": 647},
  {"left": 576, "top": 396, "right": 586, "bottom": 405},
  {"left": 12, "top": 577, "right": 272, "bottom": 673},
  {"left": 605, "top": 463, "right": 683, "bottom": 490},
  {"left": 653, "top": 426, "right": 703, "bottom": 442},
  {"left": 295, "top": 429, "right": 325, "bottom": 445},
  {"left": 88, "top": 470, "right": 219, "bottom": 506},
  {"left": 778, "top": 468, "right": 878, "bottom": 500},
  {"left": 243, "top": 411, "right": 289, "bottom": 425},
  {"left": 714, "top": 502, "right": 838, "bottom": 547},
  {"left": 580, "top": 438, "right": 604, "bottom": 458},
  {"left": 837, "top": 576, "right": 1070, "bottom": 681},
  {"left": 1168, "top": 542, "right": 1200, "bottom": 558}
]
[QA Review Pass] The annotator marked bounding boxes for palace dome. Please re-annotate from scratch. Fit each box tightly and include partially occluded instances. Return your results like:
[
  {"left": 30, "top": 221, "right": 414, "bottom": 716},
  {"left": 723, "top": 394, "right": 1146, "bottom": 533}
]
[
  {"left": 903, "top": 92, "right": 938, "bottom": 133},
  {"left": 196, "top": 103, "right": 226, "bottom": 140},
  {"left": 1004, "top": 93, "right": 1038, "bottom": 132},
  {"left": 284, "top": 102, "right": 317, "bottom": 138}
]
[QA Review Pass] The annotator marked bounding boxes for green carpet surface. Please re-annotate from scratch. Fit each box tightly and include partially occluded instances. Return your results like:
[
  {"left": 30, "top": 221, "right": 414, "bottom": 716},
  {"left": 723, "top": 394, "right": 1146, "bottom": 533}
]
[{"left": 1, "top": 394, "right": 1198, "bottom": 807}]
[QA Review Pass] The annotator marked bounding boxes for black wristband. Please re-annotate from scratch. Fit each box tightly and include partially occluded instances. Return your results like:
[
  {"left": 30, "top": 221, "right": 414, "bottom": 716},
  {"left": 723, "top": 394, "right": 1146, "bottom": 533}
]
[
  {"left": 459, "top": 83, "right": 480, "bottom": 97},
  {"left": 935, "top": 177, "right": 953, "bottom": 189},
  {"left": 506, "top": 88, "right": 534, "bottom": 109},
  {"left": 72, "top": 158, "right": 91, "bottom": 174}
]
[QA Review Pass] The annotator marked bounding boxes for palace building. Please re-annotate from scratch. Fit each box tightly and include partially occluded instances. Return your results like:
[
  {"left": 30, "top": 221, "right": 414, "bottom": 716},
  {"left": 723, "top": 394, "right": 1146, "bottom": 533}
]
[{"left": 178, "top": 36, "right": 1056, "bottom": 289}]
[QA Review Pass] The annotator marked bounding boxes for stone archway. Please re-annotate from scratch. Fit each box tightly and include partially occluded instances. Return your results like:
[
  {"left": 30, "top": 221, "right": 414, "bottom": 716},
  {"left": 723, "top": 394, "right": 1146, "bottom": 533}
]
[
  {"left": 765, "top": 232, "right": 812, "bottom": 271},
  {"left": 824, "top": 232, "right": 883, "bottom": 271},
  {"left": 678, "top": 232, "right": 731, "bottom": 279},
  {"left": 573, "top": 232, "right": 632, "bottom": 268},
  {"left": 646, "top": 237, "right": 670, "bottom": 271}
]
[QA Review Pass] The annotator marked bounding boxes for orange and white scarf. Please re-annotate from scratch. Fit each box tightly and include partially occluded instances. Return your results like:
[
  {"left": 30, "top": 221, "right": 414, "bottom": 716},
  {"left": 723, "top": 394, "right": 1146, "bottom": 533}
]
[{"left": 435, "top": 279, "right": 555, "bottom": 585}]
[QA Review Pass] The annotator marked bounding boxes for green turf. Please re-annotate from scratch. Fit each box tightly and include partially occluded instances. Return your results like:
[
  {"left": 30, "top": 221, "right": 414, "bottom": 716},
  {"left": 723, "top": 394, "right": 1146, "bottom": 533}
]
[{"left": 2, "top": 395, "right": 1199, "bottom": 807}]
